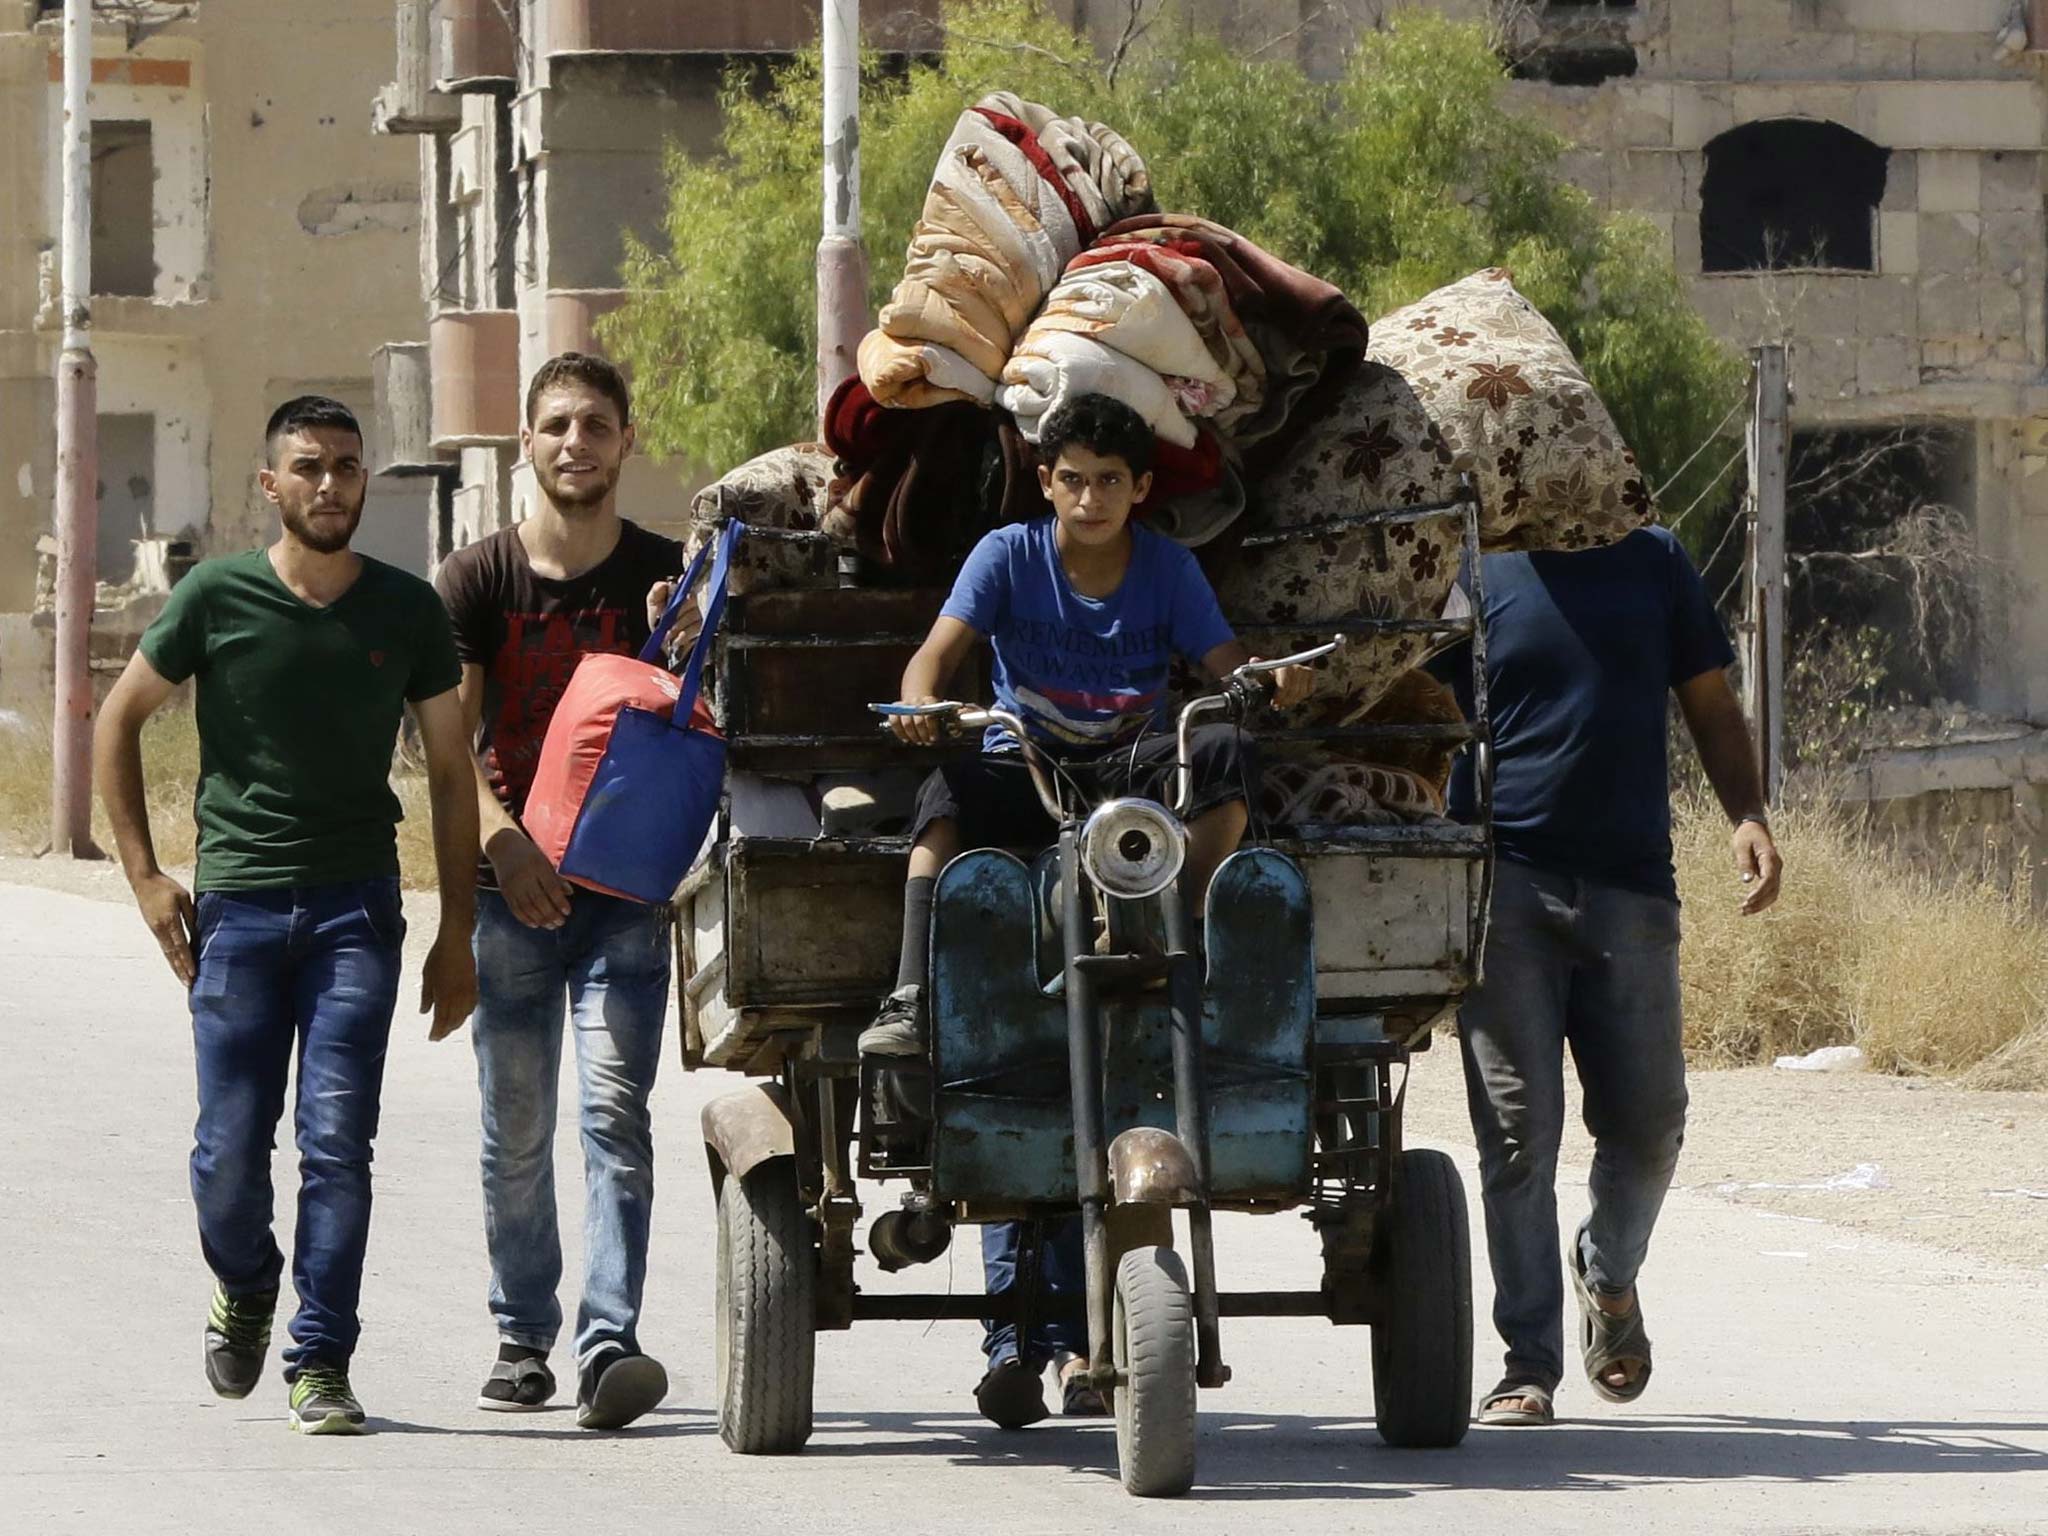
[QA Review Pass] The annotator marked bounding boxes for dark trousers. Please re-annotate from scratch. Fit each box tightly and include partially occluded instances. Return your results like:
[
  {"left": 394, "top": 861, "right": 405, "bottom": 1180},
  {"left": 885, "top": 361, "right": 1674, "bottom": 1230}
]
[
  {"left": 1458, "top": 859, "right": 1689, "bottom": 1391},
  {"left": 982, "top": 1217, "right": 1086, "bottom": 1366},
  {"left": 188, "top": 879, "right": 405, "bottom": 1377}
]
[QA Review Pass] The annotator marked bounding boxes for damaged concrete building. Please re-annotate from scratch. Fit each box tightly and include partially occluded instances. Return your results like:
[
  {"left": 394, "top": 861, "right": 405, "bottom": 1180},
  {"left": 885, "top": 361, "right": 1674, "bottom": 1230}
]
[
  {"left": 364, "top": 0, "right": 943, "bottom": 559},
  {"left": 8, "top": 2, "right": 2048, "bottom": 877},
  {"left": 0, "top": 0, "right": 431, "bottom": 712},
  {"left": 1474, "top": 0, "right": 2048, "bottom": 880},
  {"left": 370, "top": 0, "right": 2048, "bottom": 877}
]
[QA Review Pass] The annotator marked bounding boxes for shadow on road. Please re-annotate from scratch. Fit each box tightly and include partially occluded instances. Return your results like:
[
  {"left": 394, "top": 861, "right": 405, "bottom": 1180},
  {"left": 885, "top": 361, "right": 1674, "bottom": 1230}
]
[{"left": 766, "top": 1409, "right": 2048, "bottom": 1500}]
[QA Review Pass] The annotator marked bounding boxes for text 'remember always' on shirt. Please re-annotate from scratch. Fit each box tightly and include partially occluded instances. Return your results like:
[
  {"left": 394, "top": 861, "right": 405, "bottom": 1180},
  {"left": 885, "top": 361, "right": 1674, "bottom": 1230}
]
[{"left": 940, "top": 515, "right": 1238, "bottom": 754}]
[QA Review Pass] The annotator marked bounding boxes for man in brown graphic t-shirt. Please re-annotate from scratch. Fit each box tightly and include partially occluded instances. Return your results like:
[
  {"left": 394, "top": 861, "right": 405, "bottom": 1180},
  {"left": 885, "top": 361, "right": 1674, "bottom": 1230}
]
[{"left": 433, "top": 352, "right": 684, "bottom": 1431}]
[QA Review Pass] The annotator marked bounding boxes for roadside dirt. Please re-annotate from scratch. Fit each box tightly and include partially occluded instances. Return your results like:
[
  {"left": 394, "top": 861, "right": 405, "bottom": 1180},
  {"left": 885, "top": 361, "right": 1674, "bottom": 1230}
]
[{"left": 1402, "top": 1042, "right": 2048, "bottom": 1274}]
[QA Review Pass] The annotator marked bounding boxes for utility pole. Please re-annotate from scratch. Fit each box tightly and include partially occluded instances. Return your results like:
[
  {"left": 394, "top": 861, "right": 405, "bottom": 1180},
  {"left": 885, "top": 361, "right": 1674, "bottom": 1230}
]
[
  {"left": 51, "top": 0, "right": 100, "bottom": 858},
  {"left": 1743, "top": 343, "right": 1790, "bottom": 805},
  {"left": 816, "top": 0, "right": 868, "bottom": 430}
]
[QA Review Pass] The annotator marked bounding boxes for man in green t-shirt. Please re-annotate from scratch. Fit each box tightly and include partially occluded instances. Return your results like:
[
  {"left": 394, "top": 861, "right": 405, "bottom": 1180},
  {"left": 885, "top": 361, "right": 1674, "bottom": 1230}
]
[{"left": 94, "top": 396, "right": 479, "bottom": 1436}]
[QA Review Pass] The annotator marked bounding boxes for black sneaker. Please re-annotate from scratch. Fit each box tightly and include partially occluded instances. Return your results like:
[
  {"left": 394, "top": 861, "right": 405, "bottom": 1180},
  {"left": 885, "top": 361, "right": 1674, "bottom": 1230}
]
[
  {"left": 576, "top": 1348, "right": 668, "bottom": 1430},
  {"left": 974, "top": 1355, "right": 1050, "bottom": 1430},
  {"left": 203, "top": 1285, "right": 277, "bottom": 1400},
  {"left": 859, "top": 984, "right": 928, "bottom": 1058},
  {"left": 287, "top": 1361, "right": 366, "bottom": 1435},
  {"left": 478, "top": 1347, "right": 556, "bottom": 1412}
]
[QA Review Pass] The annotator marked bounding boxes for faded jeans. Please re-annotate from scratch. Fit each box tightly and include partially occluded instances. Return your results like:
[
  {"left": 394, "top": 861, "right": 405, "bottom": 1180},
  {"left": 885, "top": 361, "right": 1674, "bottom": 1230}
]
[
  {"left": 188, "top": 878, "right": 406, "bottom": 1379},
  {"left": 471, "top": 888, "right": 671, "bottom": 1369},
  {"left": 1457, "top": 858, "right": 1689, "bottom": 1393}
]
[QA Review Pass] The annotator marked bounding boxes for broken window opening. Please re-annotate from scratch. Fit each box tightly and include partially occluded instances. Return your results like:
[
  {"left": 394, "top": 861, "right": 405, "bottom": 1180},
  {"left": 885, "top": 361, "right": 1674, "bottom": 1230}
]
[
  {"left": 1786, "top": 424, "right": 1979, "bottom": 712},
  {"left": 96, "top": 411, "right": 156, "bottom": 585},
  {"left": 1701, "top": 119, "right": 1889, "bottom": 274},
  {"left": 91, "top": 118, "right": 155, "bottom": 297},
  {"left": 1507, "top": 1, "right": 1638, "bottom": 85}
]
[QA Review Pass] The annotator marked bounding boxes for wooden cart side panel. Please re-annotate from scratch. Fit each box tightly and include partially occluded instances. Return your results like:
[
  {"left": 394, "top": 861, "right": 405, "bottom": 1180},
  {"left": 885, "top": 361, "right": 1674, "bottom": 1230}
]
[{"left": 727, "top": 841, "right": 907, "bottom": 1007}]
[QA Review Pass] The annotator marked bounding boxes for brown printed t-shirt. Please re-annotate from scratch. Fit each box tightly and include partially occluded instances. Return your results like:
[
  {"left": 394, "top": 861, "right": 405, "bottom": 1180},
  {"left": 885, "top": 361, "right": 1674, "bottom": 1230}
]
[{"left": 434, "top": 520, "right": 685, "bottom": 884}]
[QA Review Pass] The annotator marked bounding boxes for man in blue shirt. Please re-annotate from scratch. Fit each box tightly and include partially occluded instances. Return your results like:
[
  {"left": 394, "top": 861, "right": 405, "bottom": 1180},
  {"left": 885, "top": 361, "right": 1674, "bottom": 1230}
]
[
  {"left": 864, "top": 392, "right": 1309, "bottom": 1429},
  {"left": 1442, "top": 525, "right": 1783, "bottom": 1426}
]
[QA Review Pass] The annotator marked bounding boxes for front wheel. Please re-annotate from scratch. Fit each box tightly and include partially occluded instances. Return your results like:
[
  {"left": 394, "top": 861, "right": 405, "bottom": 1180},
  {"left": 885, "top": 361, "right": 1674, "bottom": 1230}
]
[
  {"left": 1111, "top": 1245, "right": 1198, "bottom": 1497},
  {"left": 715, "top": 1160, "right": 817, "bottom": 1454},
  {"left": 1369, "top": 1147, "right": 1473, "bottom": 1448}
]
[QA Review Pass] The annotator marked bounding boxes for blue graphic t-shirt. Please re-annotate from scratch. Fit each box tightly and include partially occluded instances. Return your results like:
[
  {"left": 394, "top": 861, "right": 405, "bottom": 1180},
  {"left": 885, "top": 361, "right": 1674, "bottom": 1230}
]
[{"left": 941, "top": 517, "right": 1237, "bottom": 752}]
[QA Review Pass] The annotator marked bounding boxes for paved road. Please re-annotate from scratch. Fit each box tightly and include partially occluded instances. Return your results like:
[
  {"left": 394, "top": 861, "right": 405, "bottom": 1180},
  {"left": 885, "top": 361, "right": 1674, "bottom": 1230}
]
[{"left": 5, "top": 881, "right": 2045, "bottom": 1534}]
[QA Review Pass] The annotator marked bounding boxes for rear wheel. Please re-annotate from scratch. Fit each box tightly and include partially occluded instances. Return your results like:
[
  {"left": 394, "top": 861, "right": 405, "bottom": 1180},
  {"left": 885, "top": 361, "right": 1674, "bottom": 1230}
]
[
  {"left": 1370, "top": 1148, "right": 1473, "bottom": 1448},
  {"left": 1111, "top": 1245, "right": 1198, "bottom": 1497},
  {"left": 715, "top": 1160, "right": 816, "bottom": 1454}
]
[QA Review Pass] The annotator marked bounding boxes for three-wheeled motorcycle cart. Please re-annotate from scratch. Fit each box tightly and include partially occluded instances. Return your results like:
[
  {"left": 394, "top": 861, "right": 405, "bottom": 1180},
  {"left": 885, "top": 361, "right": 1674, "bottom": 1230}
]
[{"left": 677, "top": 490, "right": 1495, "bottom": 1496}]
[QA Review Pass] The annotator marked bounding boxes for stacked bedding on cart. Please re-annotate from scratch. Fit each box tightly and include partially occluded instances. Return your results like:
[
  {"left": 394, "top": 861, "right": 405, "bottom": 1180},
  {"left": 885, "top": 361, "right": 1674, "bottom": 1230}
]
[
  {"left": 1212, "top": 266, "right": 1658, "bottom": 824},
  {"left": 857, "top": 92, "right": 1154, "bottom": 410},
  {"left": 681, "top": 94, "right": 1661, "bottom": 829}
]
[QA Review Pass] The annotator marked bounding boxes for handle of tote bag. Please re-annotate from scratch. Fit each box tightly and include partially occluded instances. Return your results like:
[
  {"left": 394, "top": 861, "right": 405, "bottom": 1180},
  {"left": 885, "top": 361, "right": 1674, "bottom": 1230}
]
[{"left": 638, "top": 519, "right": 740, "bottom": 724}]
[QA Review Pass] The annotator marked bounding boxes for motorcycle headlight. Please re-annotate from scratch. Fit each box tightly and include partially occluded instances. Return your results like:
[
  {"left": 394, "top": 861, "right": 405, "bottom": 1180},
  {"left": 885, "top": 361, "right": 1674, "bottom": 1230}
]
[{"left": 1079, "top": 797, "right": 1186, "bottom": 901}]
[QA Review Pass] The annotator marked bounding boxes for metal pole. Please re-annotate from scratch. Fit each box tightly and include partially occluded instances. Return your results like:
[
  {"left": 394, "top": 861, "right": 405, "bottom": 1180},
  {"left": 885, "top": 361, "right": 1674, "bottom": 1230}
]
[
  {"left": 1744, "top": 344, "right": 1789, "bottom": 804},
  {"left": 51, "top": 0, "right": 100, "bottom": 858},
  {"left": 816, "top": 0, "right": 868, "bottom": 430}
]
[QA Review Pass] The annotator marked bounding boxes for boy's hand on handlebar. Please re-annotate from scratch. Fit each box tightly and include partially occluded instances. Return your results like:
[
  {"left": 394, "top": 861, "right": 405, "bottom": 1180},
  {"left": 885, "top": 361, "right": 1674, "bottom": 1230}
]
[
  {"left": 888, "top": 695, "right": 945, "bottom": 746},
  {"left": 1251, "top": 659, "right": 1315, "bottom": 711}
]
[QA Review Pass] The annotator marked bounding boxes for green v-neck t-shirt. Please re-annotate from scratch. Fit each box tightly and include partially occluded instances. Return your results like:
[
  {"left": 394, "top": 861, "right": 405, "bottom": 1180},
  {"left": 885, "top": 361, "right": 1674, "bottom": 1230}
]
[{"left": 138, "top": 547, "right": 463, "bottom": 891}]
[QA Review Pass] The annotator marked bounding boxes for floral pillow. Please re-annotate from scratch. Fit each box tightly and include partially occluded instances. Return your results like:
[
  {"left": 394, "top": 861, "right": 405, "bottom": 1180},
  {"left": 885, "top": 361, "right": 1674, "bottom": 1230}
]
[{"left": 1254, "top": 267, "right": 1656, "bottom": 553}]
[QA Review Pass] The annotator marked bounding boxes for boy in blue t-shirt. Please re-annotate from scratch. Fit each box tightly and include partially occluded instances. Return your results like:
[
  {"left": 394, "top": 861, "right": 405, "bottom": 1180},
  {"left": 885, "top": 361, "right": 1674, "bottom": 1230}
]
[
  {"left": 862, "top": 391, "right": 1309, "bottom": 1059},
  {"left": 861, "top": 395, "right": 1309, "bottom": 1425}
]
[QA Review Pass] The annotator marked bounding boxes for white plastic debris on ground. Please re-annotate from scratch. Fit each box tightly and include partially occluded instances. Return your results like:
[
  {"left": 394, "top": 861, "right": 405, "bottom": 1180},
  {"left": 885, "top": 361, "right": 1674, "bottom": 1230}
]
[
  {"left": 1718, "top": 1162, "right": 1891, "bottom": 1194},
  {"left": 1774, "top": 1044, "right": 1867, "bottom": 1072}
]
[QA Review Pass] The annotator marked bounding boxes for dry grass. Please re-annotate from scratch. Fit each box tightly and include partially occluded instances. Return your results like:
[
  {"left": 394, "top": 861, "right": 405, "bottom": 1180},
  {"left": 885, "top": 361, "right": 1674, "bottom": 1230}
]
[
  {"left": 0, "top": 705, "right": 439, "bottom": 888},
  {"left": 1674, "top": 785, "right": 2048, "bottom": 1088}
]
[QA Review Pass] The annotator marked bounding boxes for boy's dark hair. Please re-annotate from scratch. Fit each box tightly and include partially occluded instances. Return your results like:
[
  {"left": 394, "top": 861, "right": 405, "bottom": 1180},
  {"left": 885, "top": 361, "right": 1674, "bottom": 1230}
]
[
  {"left": 264, "top": 395, "right": 362, "bottom": 463},
  {"left": 525, "top": 350, "right": 632, "bottom": 428},
  {"left": 1037, "top": 393, "right": 1155, "bottom": 479}
]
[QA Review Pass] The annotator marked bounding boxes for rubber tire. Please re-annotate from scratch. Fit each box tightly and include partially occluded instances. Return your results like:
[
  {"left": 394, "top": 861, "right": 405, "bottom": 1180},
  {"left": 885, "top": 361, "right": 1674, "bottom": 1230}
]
[
  {"left": 715, "top": 1160, "right": 817, "bottom": 1454},
  {"left": 1370, "top": 1147, "right": 1474, "bottom": 1448},
  {"left": 1111, "top": 1245, "right": 1198, "bottom": 1497}
]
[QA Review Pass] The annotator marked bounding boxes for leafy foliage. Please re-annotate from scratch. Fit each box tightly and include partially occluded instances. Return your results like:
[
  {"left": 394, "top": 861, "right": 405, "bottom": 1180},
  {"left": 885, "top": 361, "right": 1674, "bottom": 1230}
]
[{"left": 606, "top": 2, "right": 1744, "bottom": 528}]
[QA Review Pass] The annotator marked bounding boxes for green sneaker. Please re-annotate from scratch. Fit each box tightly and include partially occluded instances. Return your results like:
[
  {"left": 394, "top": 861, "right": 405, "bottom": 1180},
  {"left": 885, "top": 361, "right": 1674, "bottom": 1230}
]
[
  {"left": 288, "top": 1362, "right": 366, "bottom": 1435},
  {"left": 203, "top": 1286, "right": 277, "bottom": 1399}
]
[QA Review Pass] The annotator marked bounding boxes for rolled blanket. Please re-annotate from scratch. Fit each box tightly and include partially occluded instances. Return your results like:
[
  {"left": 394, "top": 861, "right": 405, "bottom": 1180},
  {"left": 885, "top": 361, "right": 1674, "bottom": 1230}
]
[
  {"left": 880, "top": 248, "right": 1017, "bottom": 382},
  {"left": 1027, "top": 261, "right": 1232, "bottom": 405},
  {"left": 1071, "top": 239, "right": 1265, "bottom": 430},
  {"left": 857, "top": 329, "right": 997, "bottom": 410},
  {"left": 938, "top": 107, "right": 1082, "bottom": 267},
  {"left": 1000, "top": 329, "right": 1199, "bottom": 449},
  {"left": 978, "top": 91, "right": 1155, "bottom": 234},
  {"left": 1095, "top": 214, "right": 1368, "bottom": 471}
]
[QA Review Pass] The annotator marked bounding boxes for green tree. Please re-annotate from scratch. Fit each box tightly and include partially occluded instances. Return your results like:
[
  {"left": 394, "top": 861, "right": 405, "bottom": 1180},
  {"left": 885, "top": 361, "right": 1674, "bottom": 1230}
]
[{"left": 607, "top": 3, "right": 1744, "bottom": 533}]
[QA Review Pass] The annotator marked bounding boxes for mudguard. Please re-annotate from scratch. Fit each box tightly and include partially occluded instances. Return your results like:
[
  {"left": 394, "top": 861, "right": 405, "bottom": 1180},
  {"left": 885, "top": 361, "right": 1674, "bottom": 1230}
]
[
  {"left": 701, "top": 1081, "right": 797, "bottom": 1193},
  {"left": 1109, "top": 1126, "right": 1201, "bottom": 1206}
]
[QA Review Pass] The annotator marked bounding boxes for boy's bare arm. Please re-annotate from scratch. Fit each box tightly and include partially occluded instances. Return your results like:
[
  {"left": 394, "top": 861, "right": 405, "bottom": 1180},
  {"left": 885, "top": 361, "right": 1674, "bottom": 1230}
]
[
  {"left": 1199, "top": 640, "right": 1314, "bottom": 710},
  {"left": 889, "top": 617, "right": 981, "bottom": 746}
]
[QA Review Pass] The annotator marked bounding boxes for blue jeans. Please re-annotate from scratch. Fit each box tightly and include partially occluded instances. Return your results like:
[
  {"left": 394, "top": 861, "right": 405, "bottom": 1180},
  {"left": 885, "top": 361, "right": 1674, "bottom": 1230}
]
[
  {"left": 471, "top": 888, "right": 670, "bottom": 1368},
  {"left": 982, "top": 1217, "right": 1086, "bottom": 1367},
  {"left": 188, "top": 878, "right": 405, "bottom": 1378},
  {"left": 1457, "top": 859, "right": 1689, "bottom": 1392}
]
